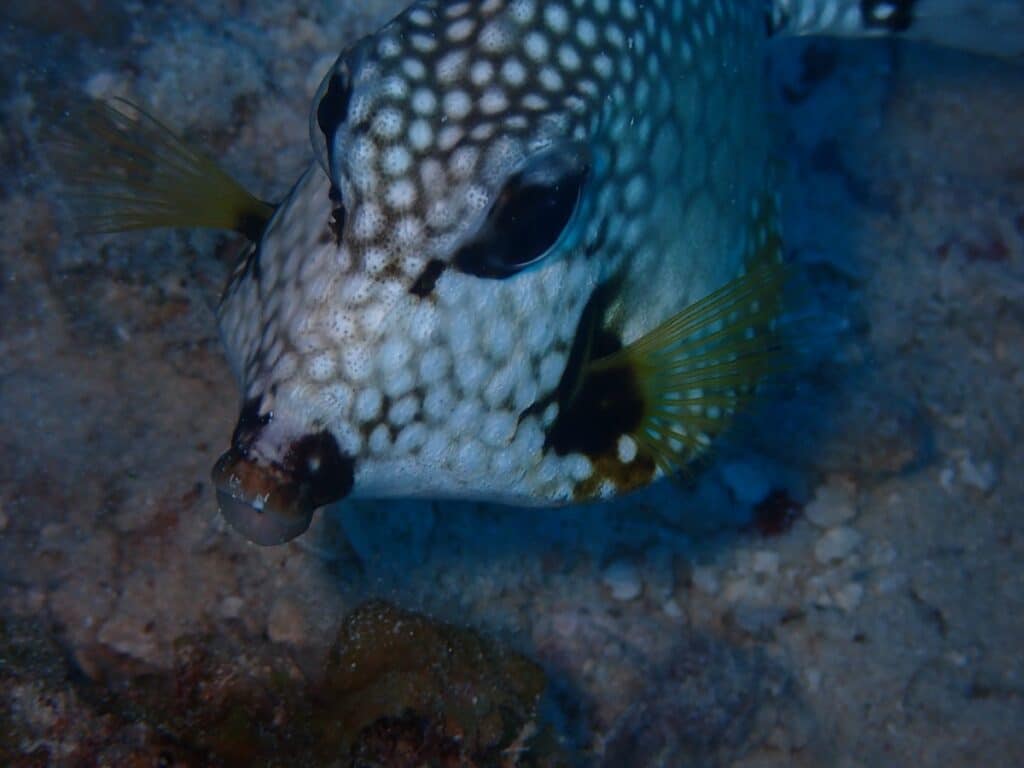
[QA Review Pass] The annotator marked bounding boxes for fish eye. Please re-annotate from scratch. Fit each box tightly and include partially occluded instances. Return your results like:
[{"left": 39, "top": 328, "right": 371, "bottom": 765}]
[
  {"left": 454, "top": 148, "right": 589, "bottom": 279},
  {"left": 310, "top": 60, "right": 352, "bottom": 184}
]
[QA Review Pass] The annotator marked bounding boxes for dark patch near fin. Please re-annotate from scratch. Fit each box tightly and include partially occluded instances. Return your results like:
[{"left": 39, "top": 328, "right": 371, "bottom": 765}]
[
  {"left": 782, "top": 44, "right": 839, "bottom": 104},
  {"left": 545, "top": 279, "right": 642, "bottom": 458},
  {"left": 409, "top": 259, "right": 447, "bottom": 297},
  {"left": 329, "top": 197, "right": 347, "bottom": 245},
  {"left": 546, "top": 334, "right": 645, "bottom": 458},
  {"left": 860, "top": 0, "right": 917, "bottom": 31},
  {"left": 250, "top": 241, "right": 263, "bottom": 281},
  {"left": 236, "top": 205, "right": 275, "bottom": 242}
]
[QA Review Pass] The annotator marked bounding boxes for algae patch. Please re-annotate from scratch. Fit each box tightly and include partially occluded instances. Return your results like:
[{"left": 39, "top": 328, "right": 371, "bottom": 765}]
[{"left": 0, "top": 603, "right": 569, "bottom": 767}]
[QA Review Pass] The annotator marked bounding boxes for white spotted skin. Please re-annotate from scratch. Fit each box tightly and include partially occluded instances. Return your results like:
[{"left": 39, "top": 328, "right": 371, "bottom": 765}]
[{"left": 217, "top": 0, "right": 774, "bottom": 505}]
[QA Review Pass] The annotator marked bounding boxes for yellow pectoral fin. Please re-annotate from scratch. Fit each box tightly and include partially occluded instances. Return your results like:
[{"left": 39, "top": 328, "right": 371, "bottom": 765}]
[
  {"left": 50, "top": 98, "right": 274, "bottom": 240},
  {"left": 588, "top": 258, "right": 788, "bottom": 476}
]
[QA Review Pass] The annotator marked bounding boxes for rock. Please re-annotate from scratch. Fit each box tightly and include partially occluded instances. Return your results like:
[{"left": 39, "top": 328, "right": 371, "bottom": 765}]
[
  {"left": 267, "top": 597, "right": 309, "bottom": 646},
  {"left": 219, "top": 595, "right": 244, "bottom": 620},
  {"left": 958, "top": 454, "right": 997, "bottom": 493},
  {"left": 804, "top": 668, "right": 822, "bottom": 694},
  {"left": 814, "top": 389, "right": 931, "bottom": 477},
  {"left": 873, "top": 571, "right": 908, "bottom": 595},
  {"left": 731, "top": 604, "right": 787, "bottom": 636},
  {"left": 690, "top": 566, "right": 721, "bottom": 596},
  {"left": 939, "top": 466, "right": 956, "bottom": 491},
  {"left": 723, "top": 577, "right": 757, "bottom": 604},
  {"left": 751, "top": 550, "right": 780, "bottom": 576},
  {"left": 0, "top": 0, "right": 131, "bottom": 44},
  {"left": 718, "top": 457, "right": 781, "bottom": 506},
  {"left": 600, "top": 633, "right": 800, "bottom": 768},
  {"left": 805, "top": 478, "right": 858, "bottom": 528},
  {"left": 323, "top": 601, "right": 563, "bottom": 765},
  {"left": 552, "top": 609, "right": 579, "bottom": 638},
  {"left": 663, "top": 599, "right": 683, "bottom": 619},
  {"left": 833, "top": 582, "right": 864, "bottom": 613},
  {"left": 602, "top": 560, "right": 643, "bottom": 601},
  {"left": 97, "top": 612, "right": 160, "bottom": 664},
  {"left": 814, "top": 527, "right": 863, "bottom": 564}
]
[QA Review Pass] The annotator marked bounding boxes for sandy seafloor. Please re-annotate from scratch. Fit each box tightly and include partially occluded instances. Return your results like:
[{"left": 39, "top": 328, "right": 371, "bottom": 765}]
[{"left": 1, "top": 2, "right": 1023, "bottom": 766}]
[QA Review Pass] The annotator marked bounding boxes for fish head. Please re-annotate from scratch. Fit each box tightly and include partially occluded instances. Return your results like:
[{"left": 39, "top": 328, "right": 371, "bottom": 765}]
[{"left": 213, "top": 2, "right": 621, "bottom": 543}]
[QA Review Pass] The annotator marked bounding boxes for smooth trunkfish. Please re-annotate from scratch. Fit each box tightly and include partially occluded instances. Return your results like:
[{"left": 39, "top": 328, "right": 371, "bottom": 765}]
[{"left": 53, "top": 0, "right": 1024, "bottom": 544}]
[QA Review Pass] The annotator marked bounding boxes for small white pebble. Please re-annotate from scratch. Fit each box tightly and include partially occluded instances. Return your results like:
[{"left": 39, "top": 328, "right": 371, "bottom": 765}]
[
  {"left": 662, "top": 598, "right": 683, "bottom": 619},
  {"left": 752, "top": 550, "right": 779, "bottom": 576},
  {"left": 266, "top": 597, "right": 308, "bottom": 646},
  {"left": 833, "top": 582, "right": 864, "bottom": 613},
  {"left": 219, "top": 595, "right": 245, "bottom": 619},
  {"left": 814, "top": 527, "right": 863, "bottom": 564},
  {"left": 873, "top": 571, "right": 907, "bottom": 595},
  {"left": 958, "top": 454, "right": 997, "bottom": 493},
  {"left": 602, "top": 560, "right": 643, "bottom": 601},
  {"left": 84, "top": 70, "right": 119, "bottom": 99},
  {"left": 939, "top": 466, "right": 956, "bottom": 492},
  {"left": 691, "top": 565, "right": 720, "bottom": 595},
  {"left": 552, "top": 611, "right": 579, "bottom": 638},
  {"left": 723, "top": 577, "right": 756, "bottom": 604},
  {"left": 805, "top": 668, "right": 822, "bottom": 693},
  {"left": 805, "top": 478, "right": 857, "bottom": 528}
]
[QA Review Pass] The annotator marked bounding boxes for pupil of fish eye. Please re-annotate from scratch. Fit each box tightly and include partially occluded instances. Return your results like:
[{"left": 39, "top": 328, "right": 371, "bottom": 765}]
[{"left": 307, "top": 455, "right": 322, "bottom": 473}]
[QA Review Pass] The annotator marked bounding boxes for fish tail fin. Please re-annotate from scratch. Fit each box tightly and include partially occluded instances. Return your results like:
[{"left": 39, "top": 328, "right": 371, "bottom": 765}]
[
  {"left": 587, "top": 196, "right": 788, "bottom": 477},
  {"left": 769, "top": 0, "right": 1024, "bottom": 59},
  {"left": 49, "top": 98, "right": 274, "bottom": 239}
]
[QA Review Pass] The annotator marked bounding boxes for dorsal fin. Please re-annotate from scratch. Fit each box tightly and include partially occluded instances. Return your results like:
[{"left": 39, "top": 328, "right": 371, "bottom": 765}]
[{"left": 769, "top": 0, "right": 1024, "bottom": 59}]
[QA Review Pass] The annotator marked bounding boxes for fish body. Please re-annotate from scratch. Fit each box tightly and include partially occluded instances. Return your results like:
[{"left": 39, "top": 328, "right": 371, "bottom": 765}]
[
  {"left": 59, "top": 0, "right": 1020, "bottom": 543},
  {"left": 216, "top": 0, "right": 772, "bottom": 520}
]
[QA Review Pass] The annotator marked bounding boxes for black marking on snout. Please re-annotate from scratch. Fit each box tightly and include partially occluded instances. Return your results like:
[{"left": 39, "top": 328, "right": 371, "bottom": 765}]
[
  {"left": 236, "top": 205, "right": 276, "bottom": 243},
  {"left": 213, "top": 420, "right": 355, "bottom": 545},
  {"left": 232, "top": 397, "right": 272, "bottom": 454},
  {"left": 860, "top": 0, "right": 916, "bottom": 32},
  {"left": 285, "top": 431, "right": 355, "bottom": 509},
  {"left": 409, "top": 259, "right": 447, "bottom": 297},
  {"left": 328, "top": 186, "right": 347, "bottom": 246}
]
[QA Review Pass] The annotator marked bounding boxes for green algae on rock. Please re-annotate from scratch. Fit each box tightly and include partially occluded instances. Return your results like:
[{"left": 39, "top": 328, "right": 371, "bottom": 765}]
[
  {"left": 314, "top": 600, "right": 566, "bottom": 767},
  {"left": 1, "top": 601, "right": 568, "bottom": 767}
]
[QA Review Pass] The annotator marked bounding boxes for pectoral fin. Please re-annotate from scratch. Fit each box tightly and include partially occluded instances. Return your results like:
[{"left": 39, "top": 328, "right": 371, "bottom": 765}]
[{"left": 51, "top": 98, "right": 274, "bottom": 240}]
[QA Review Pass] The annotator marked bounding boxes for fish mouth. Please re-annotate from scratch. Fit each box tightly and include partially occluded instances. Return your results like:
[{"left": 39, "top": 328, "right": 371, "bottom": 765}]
[
  {"left": 211, "top": 449, "right": 316, "bottom": 545},
  {"left": 211, "top": 431, "right": 354, "bottom": 546}
]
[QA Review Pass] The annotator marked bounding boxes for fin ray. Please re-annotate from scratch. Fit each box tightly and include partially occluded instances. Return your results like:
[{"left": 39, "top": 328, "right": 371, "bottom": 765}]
[
  {"left": 50, "top": 98, "right": 274, "bottom": 239},
  {"left": 589, "top": 259, "right": 787, "bottom": 476}
]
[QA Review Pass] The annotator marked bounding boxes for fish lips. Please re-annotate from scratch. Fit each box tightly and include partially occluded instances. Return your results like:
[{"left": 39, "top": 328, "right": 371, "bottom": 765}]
[{"left": 211, "top": 431, "right": 354, "bottom": 546}]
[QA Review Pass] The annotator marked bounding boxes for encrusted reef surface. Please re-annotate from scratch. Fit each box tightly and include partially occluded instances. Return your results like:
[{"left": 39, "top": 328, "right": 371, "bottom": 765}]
[{"left": 1, "top": 2, "right": 1023, "bottom": 766}]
